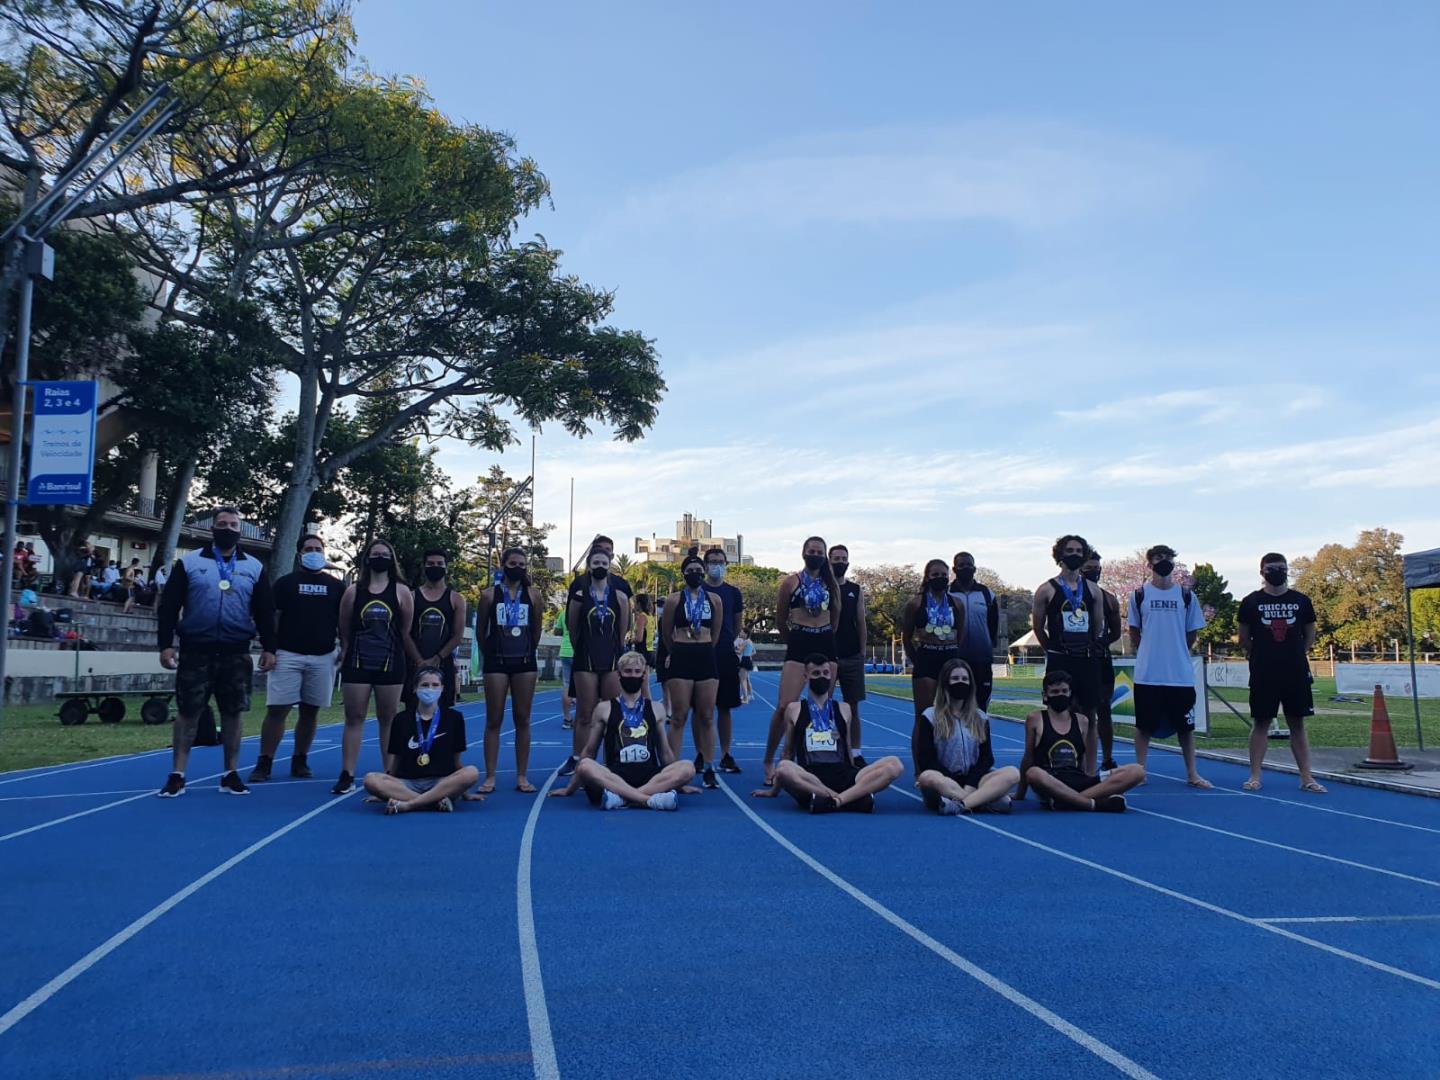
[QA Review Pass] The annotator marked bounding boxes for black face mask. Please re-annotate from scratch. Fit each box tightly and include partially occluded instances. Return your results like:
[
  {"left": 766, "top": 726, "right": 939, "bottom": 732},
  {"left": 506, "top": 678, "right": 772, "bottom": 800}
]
[
  {"left": 1082, "top": 568, "right": 1102, "bottom": 584},
  {"left": 590, "top": 566, "right": 609, "bottom": 580},
  {"left": 830, "top": 562, "right": 848, "bottom": 579},
  {"left": 1046, "top": 694, "right": 1072, "bottom": 714},
  {"left": 423, "top": 565, "right": 446, "bottom": 583},
  {"left": 504, "top": 565, "right": 525, "bottom": 583},
  {"left": 948, "top": 681, "right": 972, "bottom": 702},
  {"left": 927, "top": 576, "right": 948, "bottom": 593},
  {"left": 684, "top": 570, "right": 704, "bottom": 588},
  {"left": 1061, "top": 553, "right": 1085, "bottom": 571},
  {"left": 618, "top": 674, "right": 645, "bottom": 694},
  {"left": 211, "top": 528, "right": 240, "bottom": 552},
  {"left": 1263, "top": 568, "right": 1287, "bottom": 587},
  {"left": 1152, "top": 559, "right": 1175, "bottom": 578},
  {"left": 808, "top": 676, "right": 831, "bottom": 696},
  {"left": 804, "top": 554, "right": 826, "bottom": 571},
  {"left": 367, "top": 555, "right": 392, "bottom": 573},
  {"left": 954, "top": 568, "right": 975, "bottom": 586}
]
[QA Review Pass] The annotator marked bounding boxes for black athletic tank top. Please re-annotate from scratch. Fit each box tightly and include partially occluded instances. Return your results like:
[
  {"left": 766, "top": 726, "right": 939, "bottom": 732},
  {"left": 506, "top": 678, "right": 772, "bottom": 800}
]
[
  {"left": 794, "top": 698, "right": 850, "bottom": 769},
  {"left": 835, "top": 581, "right": 862, "bottom": 658},
  {"left": 603, "top": 697, "right": 663, "bottom": 772},
  {"left": 1045, "top": 576, "right": 1099, "bottom": 656},
  {"left": 487, "top": 583, "right": 535, "bottom": 660},
  {"left": 412, "top": 586, "right": 453, "bottom": 660},
  {"left": 673, "top": 587, "right": 716, "bottom": 640},
  {"left": 1036, "top": 709, "right": 1086, "bottom": 772},
  {"left": 580, "top": 578, "right": 621, "bottom": 669},
  {"left": 348, "top": 578, "right": 403, "bottom": 674}
]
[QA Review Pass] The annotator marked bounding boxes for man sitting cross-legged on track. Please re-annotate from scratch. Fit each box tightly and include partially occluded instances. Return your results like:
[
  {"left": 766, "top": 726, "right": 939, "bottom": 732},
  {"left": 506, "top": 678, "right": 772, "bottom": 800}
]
[
  {"left": 363, "top": 667, "right": 479, "bottom": 814},
  {"left": 550, "top": 650, "right": 695, "bottom": 811},
  {"left": 1016, "top": 670, "right": 1145, "bottom": 812},
  {"left": 752, "top": 653, "right": 904, "bottom": 814},
  {"left": 915, "top": 657, "right": 1020, "bottom": 815}
]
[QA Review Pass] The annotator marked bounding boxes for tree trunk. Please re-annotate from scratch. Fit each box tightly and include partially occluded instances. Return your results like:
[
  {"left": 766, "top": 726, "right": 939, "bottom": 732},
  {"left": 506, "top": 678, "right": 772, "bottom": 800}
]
[
  {"left": 271, "top": 466, "right": 318, "bottom": 582},
  {"left": 154, "top": 455, "right": 197, "bottom": 574}
]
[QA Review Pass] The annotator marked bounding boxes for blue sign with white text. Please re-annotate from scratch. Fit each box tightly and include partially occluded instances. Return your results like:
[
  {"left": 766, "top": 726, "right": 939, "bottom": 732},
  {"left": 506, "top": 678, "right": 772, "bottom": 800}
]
[{"left": 27, "top": 380, "right": 97, "bottom": 505}]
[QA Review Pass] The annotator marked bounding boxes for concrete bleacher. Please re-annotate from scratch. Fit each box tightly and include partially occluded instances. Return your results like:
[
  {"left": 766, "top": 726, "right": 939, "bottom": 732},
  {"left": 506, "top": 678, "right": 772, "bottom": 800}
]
[{"left": 6, "top": 595, "right": 169, "bottom": 705}]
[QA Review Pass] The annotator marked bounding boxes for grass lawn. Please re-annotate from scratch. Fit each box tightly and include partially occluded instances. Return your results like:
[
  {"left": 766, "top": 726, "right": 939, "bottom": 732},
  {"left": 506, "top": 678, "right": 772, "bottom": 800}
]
[
  {"left": 0, "top": 681, "right": 563, "bottom": 773},
  {"left": 865, "top": 673, "right": 1439, "bottom": 750}
]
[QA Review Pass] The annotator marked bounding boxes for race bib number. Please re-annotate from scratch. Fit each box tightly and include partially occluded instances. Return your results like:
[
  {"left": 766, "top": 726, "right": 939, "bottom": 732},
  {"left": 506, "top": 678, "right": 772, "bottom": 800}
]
[
  {"left": 805, "top": 728, "right": 837, "bottom": 754},
  {"left": 619, "top": 742, "right": 651, "bottom": 764},
  {"left": 1062, "top": 608, "right": 1090, "bottom": 634},
  {"left": 499, "top": 605, "right": 530, "bottom": 627}
]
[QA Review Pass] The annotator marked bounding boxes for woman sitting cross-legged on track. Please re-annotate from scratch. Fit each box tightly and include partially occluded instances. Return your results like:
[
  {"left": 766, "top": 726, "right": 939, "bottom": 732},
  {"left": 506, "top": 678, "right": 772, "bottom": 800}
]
[
  {"left": 549, "top": 651, "right": 696, "bottom": 810},
  {"left": 915, "top": 658, "right": 1020, "bottom": 815},
  {"left": 363, "top": 667, "right": 479, "bottom": 814},
  {"left": 752, "top": 653, "right": 904, "bottom": 813},
  {"left": 1016, "top": 670, "right": 1145, "bottom": 812}
]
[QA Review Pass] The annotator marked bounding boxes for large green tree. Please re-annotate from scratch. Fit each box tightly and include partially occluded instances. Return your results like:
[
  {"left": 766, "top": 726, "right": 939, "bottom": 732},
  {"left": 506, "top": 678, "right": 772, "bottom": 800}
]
[
  {"left": 1190, "top": 562, "right": 1238, "bottom": 649},
  {"left": 1293, "top": 528, "right": 1407, "bottom": 651}
]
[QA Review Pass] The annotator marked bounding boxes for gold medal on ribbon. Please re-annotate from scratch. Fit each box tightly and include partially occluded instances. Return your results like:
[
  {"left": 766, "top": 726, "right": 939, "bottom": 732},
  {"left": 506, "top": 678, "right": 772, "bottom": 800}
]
[
  {"left": 417, "top": 752, "right": 430, "bottom": 767},
  {"left": 218, "top": 579, "right": 232, "bottom": 591}
]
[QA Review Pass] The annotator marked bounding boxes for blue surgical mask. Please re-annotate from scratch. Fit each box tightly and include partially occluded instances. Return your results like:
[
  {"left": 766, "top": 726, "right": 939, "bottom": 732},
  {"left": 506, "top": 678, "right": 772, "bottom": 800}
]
[
  {"left": 706, "top": 564, "right": 726, "bottom": 582},
  {"left": 300, "top": 552, "right": 326, "bottom": 571},
  {"left": 416, "top": 687, "right": 442, "bottom": 706}
]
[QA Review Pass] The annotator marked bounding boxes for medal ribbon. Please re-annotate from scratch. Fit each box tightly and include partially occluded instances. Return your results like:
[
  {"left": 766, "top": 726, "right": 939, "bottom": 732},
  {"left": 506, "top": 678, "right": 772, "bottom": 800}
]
[
  {"left": 806, "top": 697, "right": 834, "bottom": 733},
  {"left": 504, "top": 583, "right": 524, "bottom": 630},
  {"left": 593, "top": 577, "right": 612, "bottom": 624},
  {"left": 924, "top": 593, "right": 954, "bottom": 631},
  {"left": 797, "top": 571, "right": 826, "bottom": 613},
  {"left": 619, "top": 695, "right": 646, "bottom": 733},
  {"left": 1058, "top": 575, "right": 1086, "bottom": 615},
  {"left": 683, "top": 587, "right": 707, "bottom": 634},
  {"left": 415, "top": 709, "right": 440, "bottom": 757},
  {"left": 214, "top": 551, "right": 236, "bottom": 589}
]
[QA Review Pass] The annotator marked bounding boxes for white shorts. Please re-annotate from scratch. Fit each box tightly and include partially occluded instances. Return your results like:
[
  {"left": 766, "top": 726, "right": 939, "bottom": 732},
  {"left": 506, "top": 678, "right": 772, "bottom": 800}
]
[{"left": 266, "top": 649, "right": 338, "bottom": 708}]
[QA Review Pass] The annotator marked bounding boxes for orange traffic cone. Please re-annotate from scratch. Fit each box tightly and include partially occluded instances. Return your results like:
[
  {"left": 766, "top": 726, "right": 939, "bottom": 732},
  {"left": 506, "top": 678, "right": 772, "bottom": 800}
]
[{"left": 1355, "top": 685, "right": 1413, "bottom": 771}]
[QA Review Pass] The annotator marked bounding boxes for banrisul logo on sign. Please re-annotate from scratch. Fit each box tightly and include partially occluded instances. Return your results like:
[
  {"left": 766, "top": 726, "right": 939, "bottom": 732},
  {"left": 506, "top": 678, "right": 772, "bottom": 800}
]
[{"left": 27, "top": 380, "right": 97, "bottom": 506}]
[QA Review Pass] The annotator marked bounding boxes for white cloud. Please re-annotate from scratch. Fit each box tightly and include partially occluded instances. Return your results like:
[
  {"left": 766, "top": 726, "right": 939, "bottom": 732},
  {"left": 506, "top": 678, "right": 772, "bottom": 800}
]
[{"left": 967, "top": 501, "right": 1093, "bottom": 517}]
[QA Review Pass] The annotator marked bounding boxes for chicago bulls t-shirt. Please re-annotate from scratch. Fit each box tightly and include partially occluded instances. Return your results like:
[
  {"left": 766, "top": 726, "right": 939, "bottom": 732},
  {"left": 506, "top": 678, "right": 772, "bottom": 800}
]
[{"left": 1238, "top": 589, "right": 1316, "bottom": 677}]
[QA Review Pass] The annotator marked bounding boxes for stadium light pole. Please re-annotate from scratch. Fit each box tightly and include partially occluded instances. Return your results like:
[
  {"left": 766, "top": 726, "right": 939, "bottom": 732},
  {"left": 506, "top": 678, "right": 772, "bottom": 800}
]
[{"left": 0, "top": 88, "right": 179, "bottom": 737}]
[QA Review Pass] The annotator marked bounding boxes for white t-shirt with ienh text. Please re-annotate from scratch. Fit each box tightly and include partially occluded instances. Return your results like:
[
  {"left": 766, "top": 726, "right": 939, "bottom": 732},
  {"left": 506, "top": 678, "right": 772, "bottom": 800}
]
[{"left": 1128, "top": 582, "right": 1206, "bottom": 687}]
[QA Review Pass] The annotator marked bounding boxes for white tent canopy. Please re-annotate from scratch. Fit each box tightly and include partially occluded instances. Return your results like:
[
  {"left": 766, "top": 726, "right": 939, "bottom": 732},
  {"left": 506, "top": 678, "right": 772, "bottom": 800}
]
[{"left": 1008, "top": 629, "right": 1041, "bottom": 651}]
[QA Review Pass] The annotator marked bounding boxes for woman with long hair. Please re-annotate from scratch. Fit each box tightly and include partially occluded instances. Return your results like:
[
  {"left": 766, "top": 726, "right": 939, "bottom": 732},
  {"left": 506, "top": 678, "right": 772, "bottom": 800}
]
[
  {"left": 474, "top": 547, "right": 544, "bottom": 795},
  {"left": 661, "top": 554, "right": 723, "bottom": 789},
  {"left": 915, "top": 658, "right": 1019, "bottom": 814},
  {"left": 335, "top": 537, "right": 415, "bottom": 795},
  {"left": 761, "top": 537, "right": 841, "bottom": 784},
  {"left": 901, "top": 559, "right": 968, "bottom": 725}
]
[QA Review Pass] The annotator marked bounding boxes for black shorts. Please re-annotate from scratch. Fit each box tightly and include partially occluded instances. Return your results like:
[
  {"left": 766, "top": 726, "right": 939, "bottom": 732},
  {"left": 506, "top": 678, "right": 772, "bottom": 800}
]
[
  {"left": 667, "top": 642, "right": 717, "bottom": 682},
  {"left": 484, "top": 653, "right": 538, "bottom": 676},
  {"left": 740, "top": 656, "right": 754, "bottom": 671},
  {"left": 789, "top": 762, "right": 857, "bottom": 808},
  {"left": 1096, "top": 654, "right": 1116, "bottom": 716},
  {"left": 785, "top": 626, "right": 837, "bottom": 663},
  {"left": 654, "top": 642, "right": 670, "bottom": 683},
  {"left": 1038, "top": 767, "right": 1100, "bottom": 806},
  {"left": 583, "top": 762, "right": 660, "bottom": 805},
  {"left": 176, "top": 649, "right": 252, "bottom": 717},
  {"left": 1249, "top": 670, "right": 1314, "bottom": 722},
  {"left": 1133, "top": 683, "right": 1197, "bottom": 737},
  {"left": 573, "top": 635, "right": 620, "bottom": 674},
  {"left": 834, "top": 654, "right": 866, "bottom": 703},
  {"left": 342, "top": 662, "right": 406, "bottom": 686},
  {"left": 911, "top": 645, "right": 960, "bottom": 681},
  {"left": 1044, "top": 653, "right": 1102, "bottom": 713},
  {"left": 715, "top": 649, "right": 742, "bottom": 709}
]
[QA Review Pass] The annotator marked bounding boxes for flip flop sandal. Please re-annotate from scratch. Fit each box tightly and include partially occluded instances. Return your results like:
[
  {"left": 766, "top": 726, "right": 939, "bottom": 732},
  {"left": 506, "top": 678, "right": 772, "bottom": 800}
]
[
  {"left": 515, "top": 780, "right": 537, "bottom": 794},
  {"left": 1242, "top": 779, "right": 1262, "bottom": 791},
  {"left": 1299, "top": 781, "right": 1328, "bottom": 793},
  {"left": 1187, "top": 777, "right": 1214, "bottom": 789}
]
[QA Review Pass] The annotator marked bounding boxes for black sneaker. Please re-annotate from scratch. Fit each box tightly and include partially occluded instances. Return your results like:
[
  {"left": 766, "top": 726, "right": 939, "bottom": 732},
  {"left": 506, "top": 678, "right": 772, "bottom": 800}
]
[
  {"left": 248, "top": 756, "right": 273, "bottom": 783},
  {"left": 157, "top": 772, "right": 186, "bottom": 798},
  {"left": 219, "top": 771, "right": 250, "bottom": 796},
  {"left": 852, "top": 755, "right": 868, "bottom": 769},
  {"left": 332, "top": 771, "right": 355, "bottom": 795},
  {"left": 557, "top": 756, "right": 578, "bottom": 778},
  {"left": 719, "top": 754, "right": 742, "bottom": 774},
  {"left": 693, "top": 753, "right": 704, "bottom": 773},
  {"left": 561, "top": 718, "right": 574, "bottom": 730},
  {"left": 809, "top": 793, "right": 840, "bottom": 815},
  {"left": 843, "top": 792, "right": 876, "bottom": 814},
  {"left": 289, "top": 755, "right": 312, "bottom": 779},
  {"left": 1101, "top": 759, "right": 1119, "bottom": 773},
  {"left": 703, "top": 765, "right": 718, "bottom": 789},
  {"left": 1095, "top": 794, "right": 1127, "bottom": 813}
]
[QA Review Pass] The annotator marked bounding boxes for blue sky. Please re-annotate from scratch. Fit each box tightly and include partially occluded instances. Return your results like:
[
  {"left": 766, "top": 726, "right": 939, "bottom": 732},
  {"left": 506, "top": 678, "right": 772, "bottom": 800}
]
[{"left": 352, "top": 1, "right": 1439, "bottom": 590}]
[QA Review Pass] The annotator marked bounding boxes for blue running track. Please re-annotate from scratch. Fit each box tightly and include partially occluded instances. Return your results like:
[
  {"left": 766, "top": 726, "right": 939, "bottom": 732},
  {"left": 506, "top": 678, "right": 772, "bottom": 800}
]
[{"left": 1, "top": 671, "right": 1438, "bottom": 1079}]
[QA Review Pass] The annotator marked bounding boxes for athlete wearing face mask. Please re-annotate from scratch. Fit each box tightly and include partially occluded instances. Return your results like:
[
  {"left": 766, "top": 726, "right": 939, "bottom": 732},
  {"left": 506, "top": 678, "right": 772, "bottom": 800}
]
[
  {"left": 949, "top": 551, "right": 999, "bottom": 711},
  {"left": 335, "top": 538, "right": 415, "bottom": 795},
  {"left": 830, "top": 544, "right": 869, "bottom": 767},
  {"left": 902, "top": 560, "right": 968, "bottom": 733},
  {"left": 701, "top": 546, "right": 746, "bottom": 777},
  {"left": 662, "top": 554, "right": 721, "bottom": 790},
  {"left": 915, "top": 658, "right": 1020, "bottom": 814},
  {"left": 1031, "top": 534, "right": 1105, "bottom": 733},
  {"left": 752, "top": 655, "right": 904, "bottom": 813},
  {"left": 474, "top": 548, "right": 543, "bottom": 797},
  {"left": 409, "top": 549, "right": 468, "bottom": 713},
  {"left": 362, "top": 667, "right": 479, "bottom": 814},
  {"left": 251, "top": 534, "right": 344, "bottom": 784},
  {"left": 1014, "top": 671, "right": 1144, "bottom": 812},
  {"left": 560, "top": 544, "right": 632, "bottom": 778}
]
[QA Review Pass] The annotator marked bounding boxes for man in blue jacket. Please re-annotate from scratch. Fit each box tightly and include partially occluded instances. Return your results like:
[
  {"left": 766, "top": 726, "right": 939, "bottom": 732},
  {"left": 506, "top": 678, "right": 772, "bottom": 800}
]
[{"left": 155, "top": 508, "right": 277, "bottom": 798}]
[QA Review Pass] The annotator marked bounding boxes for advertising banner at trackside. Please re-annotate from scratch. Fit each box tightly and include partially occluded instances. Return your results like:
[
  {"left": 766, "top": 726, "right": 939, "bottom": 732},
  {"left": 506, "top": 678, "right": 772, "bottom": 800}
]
[
  {"left": 1109, "top": 656, "right": 1209, "bottom": 734},
  {"left": 26, "top": 380, "right": 97, "bottom": 505},
  {"left": 1335, "top": 663, "right": 1440, "bottom": 700},
  {"left": 1205, "top": 661, "right": 1250, "bottom": 689},
  {"left": 1402, "top": 547, "right": 1440, "bottom": 590}
]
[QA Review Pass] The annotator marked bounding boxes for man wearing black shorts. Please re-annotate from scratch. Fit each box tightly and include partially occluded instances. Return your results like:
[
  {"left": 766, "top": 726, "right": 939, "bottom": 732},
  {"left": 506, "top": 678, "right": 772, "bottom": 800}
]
[
  {"left": 1238, "top": 553, "right": 1326, "bottom": 793},
  {"left": 1128, "top": 544, "right": 1210, "bottom": 788},
  {"left": 703, "top": 546, "right": 745, "bottom": 774},
  {"left": 1032, "top": 535, "right": 1105, "bottom": 724},
  {"left": 1015, "top": 670, "right": 1143, "bottom": 811},
  {"left": 830, "top": 544, "right": 868, "bottom": 767},
  {"left": 1080, "top": 550, "right": 1124, "bottom": 772}
]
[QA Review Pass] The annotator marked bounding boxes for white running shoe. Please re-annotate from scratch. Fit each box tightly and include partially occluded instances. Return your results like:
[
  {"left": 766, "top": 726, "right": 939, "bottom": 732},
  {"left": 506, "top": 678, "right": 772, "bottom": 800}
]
[
  {"left": 647, "top": 791, "right": 678, "bottom": 812},
  {"left": 601, "top": 789, "right": 626, "bottom": 811},
  {"left": 938, "top": 796, "right": 967, "bottom": 816}
]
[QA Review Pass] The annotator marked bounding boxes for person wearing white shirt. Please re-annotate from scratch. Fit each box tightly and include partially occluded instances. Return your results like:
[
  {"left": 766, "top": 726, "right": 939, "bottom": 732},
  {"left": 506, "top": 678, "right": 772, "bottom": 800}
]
[{"left": 1127, "top": 544, "right": 1211, "bottom": 788}]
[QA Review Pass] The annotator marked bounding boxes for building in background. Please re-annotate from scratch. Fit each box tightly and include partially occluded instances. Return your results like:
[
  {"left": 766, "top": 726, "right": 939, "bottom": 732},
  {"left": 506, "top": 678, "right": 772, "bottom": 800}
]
[{"left": 635, "top": 513, "right": 752, "bottom": 565}]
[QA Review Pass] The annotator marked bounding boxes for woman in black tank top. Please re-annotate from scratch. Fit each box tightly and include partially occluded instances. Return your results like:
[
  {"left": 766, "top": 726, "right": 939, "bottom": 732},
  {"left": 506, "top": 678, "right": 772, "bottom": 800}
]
[
  {"left": 336, "top": 538, "right": 415, "bottom": 794},
  {"left": 566, "top": 548, "right": 631, "bottom": 780},
  {"left": 762, "top": 536, "right": 843, "bottom": 784},
  {"left": 1016, "top": 670, "right": 1144, "bottom": 811},
  {"left": 474, "top": 548, "right": 544, "bottom": 795},
  {"left": 661, "top": 555, "right": 722, "bottom": 782}
]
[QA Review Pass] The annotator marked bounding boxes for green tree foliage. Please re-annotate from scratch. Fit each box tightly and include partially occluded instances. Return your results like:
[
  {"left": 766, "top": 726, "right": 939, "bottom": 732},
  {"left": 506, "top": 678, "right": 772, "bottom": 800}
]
[
  {"left": 1190, "top": 562, "right": 1237, "bottom": 647},
  {"left": 851, "top": 563, "right": 921, "bottom": 647},
  {"left": 1412, "top": 589, "right": 1440, "bottom": 648},
  {"left": 1293, "top": 528, "right": 1407, "bottom": 650}
]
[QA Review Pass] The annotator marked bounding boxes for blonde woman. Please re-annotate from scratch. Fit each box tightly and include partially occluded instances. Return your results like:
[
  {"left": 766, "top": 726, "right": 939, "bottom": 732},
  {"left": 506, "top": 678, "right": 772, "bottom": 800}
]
[{"left": 915, "top": 658, "right": 1019, "bottom": 814}]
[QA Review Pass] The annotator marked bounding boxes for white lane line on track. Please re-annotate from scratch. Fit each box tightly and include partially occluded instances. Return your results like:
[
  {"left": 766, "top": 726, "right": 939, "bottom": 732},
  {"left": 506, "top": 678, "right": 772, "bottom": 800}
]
[
  {"left": 1127, "top": 806, "right": 1440, "bottom": 889},
  {"left": 888, "top": 785, "right": 1440, "bottom": 992},
  {"left": 0, "top": 789, "right": 360, "bottom": 1037},
  {"left": 716, "top": 777, "right": 1160, "bottom": 1079},
  {"left": 0, "top": 737, "right": 375, "bottom": 844},
  {"left": 516, "top": 766, "right": 562, "bottom": 1080},
  {"left": 1258, "top": 914, "right": 1440, "bottom": 925}
]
